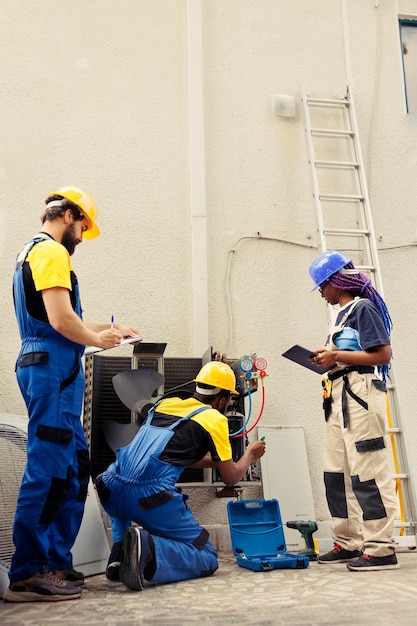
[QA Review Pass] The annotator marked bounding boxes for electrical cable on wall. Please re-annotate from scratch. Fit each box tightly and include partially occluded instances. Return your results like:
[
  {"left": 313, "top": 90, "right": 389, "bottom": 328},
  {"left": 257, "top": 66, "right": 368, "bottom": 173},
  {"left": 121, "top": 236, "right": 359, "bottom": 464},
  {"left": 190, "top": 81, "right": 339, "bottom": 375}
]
[
  {"left": 225, "top": 233, "right": 315, "bottom": 354},
  {"left": 226, "top": 232, "right": 417, "bottom": 354}
]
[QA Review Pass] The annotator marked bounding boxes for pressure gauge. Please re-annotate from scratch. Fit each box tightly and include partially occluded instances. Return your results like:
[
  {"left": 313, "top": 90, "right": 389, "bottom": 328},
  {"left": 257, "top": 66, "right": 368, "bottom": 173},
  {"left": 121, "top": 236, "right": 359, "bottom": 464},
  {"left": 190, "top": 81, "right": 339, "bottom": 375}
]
[
  {"left": 239, "top": 356, "right": 254, "bottom": 372},
  {"left": 254, "top": 357, "right": 268, "bottom": 371}
]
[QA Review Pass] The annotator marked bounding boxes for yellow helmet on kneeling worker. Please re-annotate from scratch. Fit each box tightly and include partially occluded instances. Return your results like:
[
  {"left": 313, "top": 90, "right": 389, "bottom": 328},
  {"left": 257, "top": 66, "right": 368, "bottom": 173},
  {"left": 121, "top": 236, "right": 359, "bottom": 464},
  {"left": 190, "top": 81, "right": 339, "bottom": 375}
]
[{"left": 194, "top": 361, "right": 239, "bottom": 395}]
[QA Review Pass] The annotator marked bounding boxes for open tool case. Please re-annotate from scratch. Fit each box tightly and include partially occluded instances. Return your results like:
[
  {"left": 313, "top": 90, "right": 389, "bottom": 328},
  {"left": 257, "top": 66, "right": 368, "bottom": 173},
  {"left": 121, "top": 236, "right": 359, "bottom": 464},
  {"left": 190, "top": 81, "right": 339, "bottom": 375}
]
[{"left": 227, "top": 499, "right": 309, "bottom": 571}]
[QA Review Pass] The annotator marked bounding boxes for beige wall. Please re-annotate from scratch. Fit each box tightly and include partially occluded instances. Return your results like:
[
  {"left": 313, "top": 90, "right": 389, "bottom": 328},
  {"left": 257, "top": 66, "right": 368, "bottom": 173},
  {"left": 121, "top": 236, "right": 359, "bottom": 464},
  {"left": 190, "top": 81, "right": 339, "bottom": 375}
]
[{"left": 1, "top": 0, "right": 417, "bottom": 529}]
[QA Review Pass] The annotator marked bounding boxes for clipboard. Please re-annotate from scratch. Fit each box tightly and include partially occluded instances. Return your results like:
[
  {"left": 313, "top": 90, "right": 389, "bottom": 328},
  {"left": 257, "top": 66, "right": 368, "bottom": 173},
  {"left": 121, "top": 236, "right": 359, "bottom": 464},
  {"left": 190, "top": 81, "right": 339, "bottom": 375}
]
[
  {"left": 84, "top": 336, "right": 143, "bottom": 356},
  {"left": 281, "top": 344, "right": 333, "bottom": 374}
]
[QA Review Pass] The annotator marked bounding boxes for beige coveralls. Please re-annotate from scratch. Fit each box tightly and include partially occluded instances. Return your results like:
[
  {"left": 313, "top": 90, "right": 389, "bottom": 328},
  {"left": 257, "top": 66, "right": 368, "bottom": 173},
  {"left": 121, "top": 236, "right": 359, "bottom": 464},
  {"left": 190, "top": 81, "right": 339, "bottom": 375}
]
[{"left": 323, "top": 307, "right": 398, "bottom": 557}]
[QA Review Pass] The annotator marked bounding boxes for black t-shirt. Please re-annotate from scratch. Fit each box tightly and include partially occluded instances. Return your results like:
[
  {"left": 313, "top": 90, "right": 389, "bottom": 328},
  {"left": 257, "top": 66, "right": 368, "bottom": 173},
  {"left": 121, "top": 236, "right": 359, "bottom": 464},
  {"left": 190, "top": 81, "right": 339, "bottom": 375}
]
[
  {"left": 334, "top": 298, "right": 390, "bottom": 351},
  {"left": 150, "top": 397, "right": 233, "bottom": 467}
]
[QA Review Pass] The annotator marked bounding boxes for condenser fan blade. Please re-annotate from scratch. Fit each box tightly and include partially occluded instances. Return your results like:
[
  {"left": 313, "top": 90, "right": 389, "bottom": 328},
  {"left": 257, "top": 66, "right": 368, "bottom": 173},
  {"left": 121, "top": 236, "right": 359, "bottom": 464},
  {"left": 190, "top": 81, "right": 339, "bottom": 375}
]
[
  {"left": 103, "top": 420, "right": 140, "bottom": 452},
  {"left": 112, "top": 369, "right": 165, "bottom": 412}
]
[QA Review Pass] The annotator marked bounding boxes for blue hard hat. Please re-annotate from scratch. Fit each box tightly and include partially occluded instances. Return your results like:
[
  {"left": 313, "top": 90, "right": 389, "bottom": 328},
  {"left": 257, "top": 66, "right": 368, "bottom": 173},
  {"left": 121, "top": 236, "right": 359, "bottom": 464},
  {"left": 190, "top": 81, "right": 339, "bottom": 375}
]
[{"left": 309, "top": 250, "right": 352, "bottom": 291}]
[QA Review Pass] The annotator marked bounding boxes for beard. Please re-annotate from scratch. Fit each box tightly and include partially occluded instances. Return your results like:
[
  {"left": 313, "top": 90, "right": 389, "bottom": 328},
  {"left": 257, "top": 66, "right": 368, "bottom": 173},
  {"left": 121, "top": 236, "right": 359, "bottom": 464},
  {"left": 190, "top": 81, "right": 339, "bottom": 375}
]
[{"left": 62, "top": 223, "right": 79, "bottom": 256}]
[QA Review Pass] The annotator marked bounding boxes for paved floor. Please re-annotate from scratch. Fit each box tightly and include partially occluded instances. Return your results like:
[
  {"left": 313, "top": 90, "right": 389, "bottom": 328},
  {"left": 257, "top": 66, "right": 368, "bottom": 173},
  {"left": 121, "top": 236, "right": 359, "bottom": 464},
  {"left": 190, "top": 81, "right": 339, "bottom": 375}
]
[{"left": 2, "top": 549, "right": 417, "bottom": 625}]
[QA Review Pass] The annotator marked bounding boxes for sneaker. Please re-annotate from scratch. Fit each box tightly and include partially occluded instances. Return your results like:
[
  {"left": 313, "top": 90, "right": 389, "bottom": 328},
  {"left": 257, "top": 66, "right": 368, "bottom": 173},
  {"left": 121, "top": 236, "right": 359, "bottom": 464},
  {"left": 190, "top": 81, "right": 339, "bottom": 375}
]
[
  {"left": 347, "top": 553, "right": 400, "bottom": 571},
  {"left": 119, "top": 527, "right": 153, "bottom": 591},
  {"left": 54, "top": 568, "right": 85, "bottom": 586},
  {"left": 318, "top": 543, "right": 362, "bottom": 564},
  {"left": 2, "top": 567, "right": 82, "bottom": 602},
  {"left": 106, "top": 541, "right": 123, "bottom": 581}
]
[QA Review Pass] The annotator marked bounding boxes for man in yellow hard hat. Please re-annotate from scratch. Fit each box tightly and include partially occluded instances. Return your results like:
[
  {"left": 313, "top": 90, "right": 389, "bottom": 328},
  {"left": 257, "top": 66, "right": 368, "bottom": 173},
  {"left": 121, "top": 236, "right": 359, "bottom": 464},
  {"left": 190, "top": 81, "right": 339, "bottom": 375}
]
[
  {"left": 95, "top": 360, "right": 266, "bottom": 591},
  {"left": 3, "top": 187, "right": 142, "bottom": 603}
]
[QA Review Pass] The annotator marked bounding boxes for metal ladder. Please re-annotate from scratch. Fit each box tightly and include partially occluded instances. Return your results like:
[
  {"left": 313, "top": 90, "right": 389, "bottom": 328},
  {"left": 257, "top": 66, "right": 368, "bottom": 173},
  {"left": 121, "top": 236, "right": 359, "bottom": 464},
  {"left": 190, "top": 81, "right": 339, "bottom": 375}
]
[{"left": 301, "top": 83, "right": 417, "bottom": 544}]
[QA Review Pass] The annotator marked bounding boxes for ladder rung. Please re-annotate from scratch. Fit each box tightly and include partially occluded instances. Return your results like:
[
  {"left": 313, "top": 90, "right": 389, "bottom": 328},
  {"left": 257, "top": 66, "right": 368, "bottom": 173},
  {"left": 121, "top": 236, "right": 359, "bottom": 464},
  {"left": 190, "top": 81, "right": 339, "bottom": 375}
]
[
  {"left": 311, "top": 128, "right": 354, "bottom": 137},
  {"left": 393, "top": 474, "right": 409, "bottom": 479},
  {"left": 387, "top": 427, "right": 402, "bottom": 433},
  {"left": 319, "top": 193, "right": 364, "bottom": 201},
  {"left": 315, "top": 160, "right": 359, "bottom": 169},
  {"left": 323, "top": 228, "right": 370, "bottom": 236},
  {"left": 353, "top": 265, "right": 375, "bottom": 273},
  {"left": 306, "top": 97, "right": 349, "bottom": 107}
]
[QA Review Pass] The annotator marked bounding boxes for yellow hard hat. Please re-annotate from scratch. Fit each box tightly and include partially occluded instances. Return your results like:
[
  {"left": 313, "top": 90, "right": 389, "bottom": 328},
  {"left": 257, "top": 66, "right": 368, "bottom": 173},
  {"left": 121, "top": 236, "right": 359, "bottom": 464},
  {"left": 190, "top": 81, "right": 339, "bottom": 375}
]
[
  {"left": 48, "top": 186, "right": 100, "bottom": 239},
  {"left": 194, "top": 361, "right": 239, "bottom": 395}
]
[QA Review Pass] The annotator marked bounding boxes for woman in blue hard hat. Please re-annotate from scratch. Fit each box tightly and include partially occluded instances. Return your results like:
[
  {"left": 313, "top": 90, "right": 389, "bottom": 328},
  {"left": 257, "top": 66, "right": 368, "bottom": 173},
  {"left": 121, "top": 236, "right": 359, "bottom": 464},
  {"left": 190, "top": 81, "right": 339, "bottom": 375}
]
[{"left": 308, "top": 250, "right": 399, "bottom": 571}]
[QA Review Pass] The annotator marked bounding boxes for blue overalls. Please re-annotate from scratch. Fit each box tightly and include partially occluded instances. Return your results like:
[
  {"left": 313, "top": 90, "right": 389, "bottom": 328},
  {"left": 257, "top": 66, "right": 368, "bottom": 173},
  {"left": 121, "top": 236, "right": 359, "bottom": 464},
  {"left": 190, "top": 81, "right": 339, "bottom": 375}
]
[
  {"left": 10, "top": 236, "right": 89, "bottom": 583},
  {"left": 96, "top": 404, "right": 219, "bottom": 584}
]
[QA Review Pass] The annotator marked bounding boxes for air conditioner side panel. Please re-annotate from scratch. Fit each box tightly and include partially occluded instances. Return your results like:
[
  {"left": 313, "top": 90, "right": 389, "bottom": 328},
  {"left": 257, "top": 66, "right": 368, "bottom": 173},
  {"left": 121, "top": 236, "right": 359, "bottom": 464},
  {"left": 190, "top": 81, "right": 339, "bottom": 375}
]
[{"left": 0, "top": 414, "right": 109, "bottom": 596}]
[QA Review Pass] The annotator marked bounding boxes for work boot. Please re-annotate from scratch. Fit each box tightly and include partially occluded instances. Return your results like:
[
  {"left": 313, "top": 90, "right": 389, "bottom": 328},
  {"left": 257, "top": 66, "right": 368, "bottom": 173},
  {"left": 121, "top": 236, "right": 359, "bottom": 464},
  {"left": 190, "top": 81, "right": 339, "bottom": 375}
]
[
  {"left": 347, "top": 553, "right": 400, "bottom": 571},
  {"left": 106, "top": 541, "right": 123, "bottom": 581},
  {"left": 318, "top": 542, "right": 362, "bottom": 564},
  {"left": 119, "top": 527, "right": 153, "bottom": 591},
  {"left": 2, "top": 567, "right": 82, "bottom": 602}
]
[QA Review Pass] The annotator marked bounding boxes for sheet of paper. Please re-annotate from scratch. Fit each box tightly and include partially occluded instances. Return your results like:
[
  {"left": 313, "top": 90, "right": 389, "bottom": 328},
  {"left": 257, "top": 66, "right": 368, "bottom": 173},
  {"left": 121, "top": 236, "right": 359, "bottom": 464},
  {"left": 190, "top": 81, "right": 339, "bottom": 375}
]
[
  {"left": 84, "top": 336, "right": 143, "bottom": 356},
  {"left": 281, "top": 344, "right": 333, "bottom": 374}
]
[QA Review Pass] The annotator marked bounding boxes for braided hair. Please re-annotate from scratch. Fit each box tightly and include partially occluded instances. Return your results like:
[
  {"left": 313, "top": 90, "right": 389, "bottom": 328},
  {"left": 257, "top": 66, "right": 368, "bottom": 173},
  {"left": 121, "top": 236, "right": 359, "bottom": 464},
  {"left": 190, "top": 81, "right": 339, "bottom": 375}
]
[{"left": 328, "top": 261, "right": 392, "bottom": 379}]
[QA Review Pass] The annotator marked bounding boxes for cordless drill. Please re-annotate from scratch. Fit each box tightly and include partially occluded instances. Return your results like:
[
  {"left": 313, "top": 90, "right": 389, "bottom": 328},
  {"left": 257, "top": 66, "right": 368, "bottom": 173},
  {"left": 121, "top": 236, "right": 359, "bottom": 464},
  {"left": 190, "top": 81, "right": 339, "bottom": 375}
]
[{"left": 286, "top": 520, "right": 318, "bottom": 561}]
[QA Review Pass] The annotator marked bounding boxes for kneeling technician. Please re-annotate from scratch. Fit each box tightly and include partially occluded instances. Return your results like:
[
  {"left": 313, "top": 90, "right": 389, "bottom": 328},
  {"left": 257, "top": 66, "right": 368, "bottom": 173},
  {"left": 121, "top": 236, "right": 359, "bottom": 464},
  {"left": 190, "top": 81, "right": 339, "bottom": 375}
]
[{"left": 95, "top": 360, "right": 266, "bottom": 591}]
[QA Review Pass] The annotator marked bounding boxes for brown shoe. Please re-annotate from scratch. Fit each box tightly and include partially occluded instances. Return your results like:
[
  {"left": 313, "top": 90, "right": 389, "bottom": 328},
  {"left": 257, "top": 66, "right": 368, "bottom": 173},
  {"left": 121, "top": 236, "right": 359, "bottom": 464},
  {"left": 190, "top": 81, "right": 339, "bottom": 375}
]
[{"left": 2, "top": 568, "right": 82, "bottom": 602}]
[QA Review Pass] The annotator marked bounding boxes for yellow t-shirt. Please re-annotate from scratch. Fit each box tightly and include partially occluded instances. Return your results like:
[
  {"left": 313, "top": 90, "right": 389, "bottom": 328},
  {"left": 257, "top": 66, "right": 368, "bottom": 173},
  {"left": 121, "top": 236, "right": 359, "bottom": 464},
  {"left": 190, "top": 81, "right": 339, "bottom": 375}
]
[
  {"left": 17, "top": 237, "right": 77, "bottom": 323},
  {"left": 25, "top": 239, "right": 72, "bottom": 291},
  {"left": 155, "top": 396, "right": 233, "bottom": 464}
]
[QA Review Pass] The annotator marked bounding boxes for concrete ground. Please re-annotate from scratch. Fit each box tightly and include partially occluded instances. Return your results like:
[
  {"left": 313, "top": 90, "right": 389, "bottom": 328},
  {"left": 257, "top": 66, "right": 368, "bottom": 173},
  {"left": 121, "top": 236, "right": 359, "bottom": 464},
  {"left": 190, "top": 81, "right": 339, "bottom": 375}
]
[{"left": 2, "top": 548, "right": 417, "bottom": 626}]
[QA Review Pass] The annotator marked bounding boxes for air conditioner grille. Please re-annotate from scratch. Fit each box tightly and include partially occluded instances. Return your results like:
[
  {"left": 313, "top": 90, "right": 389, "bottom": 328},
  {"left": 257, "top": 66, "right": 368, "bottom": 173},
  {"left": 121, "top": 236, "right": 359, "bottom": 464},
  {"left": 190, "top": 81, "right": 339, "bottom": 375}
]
[{"left": 0, "top": 425, "right": 27, "bottom": 567}]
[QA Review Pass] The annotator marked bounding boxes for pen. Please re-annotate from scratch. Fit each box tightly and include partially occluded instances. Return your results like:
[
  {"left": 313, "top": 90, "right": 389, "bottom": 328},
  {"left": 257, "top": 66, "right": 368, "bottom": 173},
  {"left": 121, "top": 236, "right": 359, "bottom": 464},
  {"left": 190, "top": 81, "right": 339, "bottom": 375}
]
[
  {"left": 111, "top": 315, "right": 114, "bottom": 329},
  {"left": 260, "top": 436, "right": 266, "bottom": 442}
]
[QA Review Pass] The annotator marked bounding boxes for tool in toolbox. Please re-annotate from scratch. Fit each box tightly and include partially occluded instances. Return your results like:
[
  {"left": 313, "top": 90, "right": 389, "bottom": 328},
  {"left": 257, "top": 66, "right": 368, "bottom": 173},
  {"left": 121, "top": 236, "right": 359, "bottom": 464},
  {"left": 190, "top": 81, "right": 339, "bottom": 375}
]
[
  {"left": 286, "top": 520, "right": 318, "bottom": 561},
  {"left": 227, "top": 499, "right": 309, "bottom": 571}
]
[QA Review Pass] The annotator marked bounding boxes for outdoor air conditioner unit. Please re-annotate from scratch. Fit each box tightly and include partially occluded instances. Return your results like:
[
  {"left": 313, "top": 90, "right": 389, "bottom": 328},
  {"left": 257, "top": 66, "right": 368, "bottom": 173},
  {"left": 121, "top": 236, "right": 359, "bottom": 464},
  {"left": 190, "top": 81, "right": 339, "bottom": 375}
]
[
  {"left": 83, "top": 349, "right": 207, "bottom": 481},
  {"left": 82, "top": 345, "right": 248, "bottom": 484},
  {"left": 0, "top": 414, "right": 110, "bottom": 596}
]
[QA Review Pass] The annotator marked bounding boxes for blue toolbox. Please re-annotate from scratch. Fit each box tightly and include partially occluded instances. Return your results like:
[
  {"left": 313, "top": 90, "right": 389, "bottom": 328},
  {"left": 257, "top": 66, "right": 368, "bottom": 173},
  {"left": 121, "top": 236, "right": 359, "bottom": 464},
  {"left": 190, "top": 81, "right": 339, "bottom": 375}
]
[{"left": 227, "top": 499, "right": 310, "bottom": 571}]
